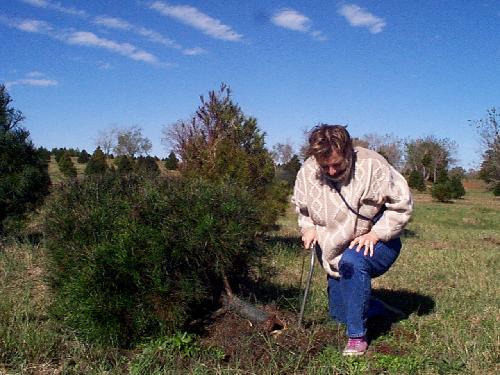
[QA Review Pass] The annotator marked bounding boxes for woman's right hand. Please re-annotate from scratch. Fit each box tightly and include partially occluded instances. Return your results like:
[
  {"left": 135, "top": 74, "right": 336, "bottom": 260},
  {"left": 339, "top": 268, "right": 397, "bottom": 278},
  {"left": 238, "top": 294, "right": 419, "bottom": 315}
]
[{"left": 301, "top": 228, "right": 317, "bottom": 249}]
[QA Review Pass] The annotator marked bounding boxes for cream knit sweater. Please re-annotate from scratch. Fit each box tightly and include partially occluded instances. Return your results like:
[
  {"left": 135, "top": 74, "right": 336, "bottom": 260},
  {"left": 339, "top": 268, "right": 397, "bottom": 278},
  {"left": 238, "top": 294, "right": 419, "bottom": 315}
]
[{"left": 292, "top": 147, "right": 413, "bottom": 277}]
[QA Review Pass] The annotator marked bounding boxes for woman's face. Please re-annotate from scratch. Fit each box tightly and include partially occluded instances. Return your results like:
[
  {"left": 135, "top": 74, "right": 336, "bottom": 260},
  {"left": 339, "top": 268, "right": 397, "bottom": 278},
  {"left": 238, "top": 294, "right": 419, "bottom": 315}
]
[{"left": 316, "top": 150, "right": 347, "bottom": 179}]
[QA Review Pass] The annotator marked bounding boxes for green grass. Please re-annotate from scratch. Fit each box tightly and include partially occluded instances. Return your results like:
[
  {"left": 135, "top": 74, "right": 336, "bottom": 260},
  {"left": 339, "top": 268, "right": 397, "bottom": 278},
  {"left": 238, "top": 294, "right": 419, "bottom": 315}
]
[{"left": 0, "top": 186, "right": 498, "bottom": 374}]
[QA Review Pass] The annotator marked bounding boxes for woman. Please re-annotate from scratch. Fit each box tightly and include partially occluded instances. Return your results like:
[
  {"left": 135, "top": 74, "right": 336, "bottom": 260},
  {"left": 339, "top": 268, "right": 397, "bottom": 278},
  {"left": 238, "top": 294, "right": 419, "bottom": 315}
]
[{"left": 292, "top": 124, "right": 413, "bottom": 356}]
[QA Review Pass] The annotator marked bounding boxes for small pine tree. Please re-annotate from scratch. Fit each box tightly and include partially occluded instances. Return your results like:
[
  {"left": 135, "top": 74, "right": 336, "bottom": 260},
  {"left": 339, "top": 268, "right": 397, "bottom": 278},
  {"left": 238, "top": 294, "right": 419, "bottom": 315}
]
[
  {"left": 58, "top": 151, "right": 77, "bottom": 178},
  {"left": 77, "top": 149, "right": 90, "bottom": 163},
  {"left": 136, "top": 156, "right": 159, "bottom": 175},
  {"left": 448, "top": 175, "right": 466, "bottom": 199},
  {"left": 431, "top": 182, "right": 452, "bottom": 202},
  {"left": 115, "top": 155, "right": 135, "bottom": 174},
  {"left": 85, "top": 147, "right": 108, "bottom": 176},
  {"left": 493, "top": 182, "right": 500, "bottom": 196},
  {"left": 277, "top": 154, "right": 302, "bottom": 188},
  {"left": 0, "top": 84, "right": 50, "bottom": 231},
  {"left": 408, "top": 170, "right": 426, "bottom": 191},
  {"left": 164, "top": 151, "right": 179, "bottom": 170}
]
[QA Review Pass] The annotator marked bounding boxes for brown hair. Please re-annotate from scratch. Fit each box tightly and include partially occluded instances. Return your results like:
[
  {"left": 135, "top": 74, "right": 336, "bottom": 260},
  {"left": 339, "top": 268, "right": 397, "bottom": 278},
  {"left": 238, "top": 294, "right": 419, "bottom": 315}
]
[{"left": 307, "top": 124, "right": 353, "bottom": 159}]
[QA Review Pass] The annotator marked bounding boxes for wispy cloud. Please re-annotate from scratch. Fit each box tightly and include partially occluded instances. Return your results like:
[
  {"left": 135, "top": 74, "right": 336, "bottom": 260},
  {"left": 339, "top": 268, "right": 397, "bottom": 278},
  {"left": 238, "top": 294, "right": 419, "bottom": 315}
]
[
  {"left": 182, "top": 47, "right": 207, "bottom": 56},
  {"left": 271, "top": 9, "right": 327, "bottom": 41},
  {"left": 20, "top": 0, "right": 205, "bottom": 55},
  {"left": 14, "top": 18, "right": 53, "bottom": 33},
  {"left": 66, "top": 31, "right": 159, "bottom": 64},
  {"left": 93, "top": 15, "right": 181, "bottom": 49},
  {"left": 20, "top": 0, "right": 88, "bottom": 18},
  {"left": 149, "top": 1, "right": 242, "bottom": 42},
  {"left": 272, "top": 9, "right": 310, "bottom": 32},
  {"left": 26, "top": 70, "right": 45, "bottom": 77},
  {"left": 1, "top": 16, "right": 166, "bottom": 66},
  {"left": 338, "top": 4, "right": 386, "bottom": 34},
  {"left": 6, "top": 70, "right": 58, "bottom": 88}
]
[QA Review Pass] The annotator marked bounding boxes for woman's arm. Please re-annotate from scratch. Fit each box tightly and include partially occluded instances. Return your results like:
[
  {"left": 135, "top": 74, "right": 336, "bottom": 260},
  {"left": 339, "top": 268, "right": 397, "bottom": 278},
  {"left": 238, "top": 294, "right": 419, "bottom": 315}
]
[{"left": 370, "top": 164, "right": 413, "bottom": 242}]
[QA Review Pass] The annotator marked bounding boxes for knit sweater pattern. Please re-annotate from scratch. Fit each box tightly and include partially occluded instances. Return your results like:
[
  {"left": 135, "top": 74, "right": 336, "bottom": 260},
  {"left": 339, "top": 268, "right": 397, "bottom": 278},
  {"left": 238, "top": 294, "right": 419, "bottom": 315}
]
[{"left": 292, "top": 147, "right": 413, "bottom": 277}]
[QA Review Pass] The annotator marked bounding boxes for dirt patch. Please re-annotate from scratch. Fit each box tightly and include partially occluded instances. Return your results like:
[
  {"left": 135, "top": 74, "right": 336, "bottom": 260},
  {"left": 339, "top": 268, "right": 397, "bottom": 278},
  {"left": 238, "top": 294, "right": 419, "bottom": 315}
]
[
  {"left": 482, "top": 236, "right": 500, "bottom": 246},
  {"left": 430, "top": 241, "right": 447, "bottom": 250},
  {"left": 392, "top": 326, "right": 417, "bottom": 343},
  {"left": 462, "top": 217, "right": 481, "bottom": 225},
  {"left": 200, "top": 306, "right": 340, "bottom": 371}
]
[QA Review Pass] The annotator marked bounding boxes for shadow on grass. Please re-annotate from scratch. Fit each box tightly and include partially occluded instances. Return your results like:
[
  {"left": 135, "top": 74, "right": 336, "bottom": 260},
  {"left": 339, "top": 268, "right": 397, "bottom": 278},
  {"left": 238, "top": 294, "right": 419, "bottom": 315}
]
[
  {"left": 260, "top": 234, "right": 303, "bottom": 257},
  {"left": 401, "top": 228, "right": 418, "bottom": 238},
  {"left": 368, "top": 288, "right": 435, "bottom": 341}
]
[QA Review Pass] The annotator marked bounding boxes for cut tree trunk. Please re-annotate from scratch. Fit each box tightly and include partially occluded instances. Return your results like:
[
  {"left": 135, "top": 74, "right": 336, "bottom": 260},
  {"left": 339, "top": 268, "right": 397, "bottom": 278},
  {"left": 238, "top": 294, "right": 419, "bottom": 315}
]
[{"left": 220, "top": 274, "right": 284, "bottom": 333}]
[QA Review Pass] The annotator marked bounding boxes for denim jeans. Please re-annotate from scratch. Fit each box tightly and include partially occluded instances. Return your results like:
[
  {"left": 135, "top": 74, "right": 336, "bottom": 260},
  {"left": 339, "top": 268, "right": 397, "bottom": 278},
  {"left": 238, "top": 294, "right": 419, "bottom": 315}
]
[{"left": 327, "top": 237, "right": 402, "bottom": 338}]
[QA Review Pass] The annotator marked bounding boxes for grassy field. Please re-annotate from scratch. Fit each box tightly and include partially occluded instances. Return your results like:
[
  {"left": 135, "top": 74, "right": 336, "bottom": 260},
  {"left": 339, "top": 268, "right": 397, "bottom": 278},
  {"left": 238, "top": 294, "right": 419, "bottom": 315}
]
[{"left": 0, "top": 173, "right": 498, "bottom": 374}]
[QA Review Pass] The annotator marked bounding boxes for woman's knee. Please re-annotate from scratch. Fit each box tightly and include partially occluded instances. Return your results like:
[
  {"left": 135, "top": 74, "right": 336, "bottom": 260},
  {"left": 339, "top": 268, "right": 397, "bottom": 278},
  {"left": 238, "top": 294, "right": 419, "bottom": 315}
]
[{"left": 339, "top": 248, "right": 368, "bottom": 278}]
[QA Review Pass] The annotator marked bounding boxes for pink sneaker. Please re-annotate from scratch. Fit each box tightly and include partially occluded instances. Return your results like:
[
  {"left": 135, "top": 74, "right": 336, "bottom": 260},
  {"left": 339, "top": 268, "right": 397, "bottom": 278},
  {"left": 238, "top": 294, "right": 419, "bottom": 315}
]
[{"left": 342, "top": 336, "right": 368, "bottom": 356}]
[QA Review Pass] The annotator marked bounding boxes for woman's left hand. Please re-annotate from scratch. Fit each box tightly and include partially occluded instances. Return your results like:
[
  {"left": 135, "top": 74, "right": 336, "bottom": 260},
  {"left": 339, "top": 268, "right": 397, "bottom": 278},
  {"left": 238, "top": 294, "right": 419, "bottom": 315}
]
[{"left": 349, "top": 231, "right": 379, "bottom": 257}]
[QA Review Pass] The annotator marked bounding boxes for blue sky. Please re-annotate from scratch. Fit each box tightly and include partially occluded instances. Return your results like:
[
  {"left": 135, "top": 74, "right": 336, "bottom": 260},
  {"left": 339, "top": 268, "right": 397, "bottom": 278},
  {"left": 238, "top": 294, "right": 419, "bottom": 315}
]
[{"left": 1, "top": 0, "right": 499, "bottom": 168}]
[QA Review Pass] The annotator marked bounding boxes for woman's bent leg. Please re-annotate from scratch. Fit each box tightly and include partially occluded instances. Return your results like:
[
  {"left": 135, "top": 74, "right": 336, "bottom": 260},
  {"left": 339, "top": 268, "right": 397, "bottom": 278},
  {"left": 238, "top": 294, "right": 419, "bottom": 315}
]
[
  {"left": 338, "top": 238, "right": 401, "bottom": 338},
  {"left": 327, "top": 275, "right": 347, "bottom": 324}
]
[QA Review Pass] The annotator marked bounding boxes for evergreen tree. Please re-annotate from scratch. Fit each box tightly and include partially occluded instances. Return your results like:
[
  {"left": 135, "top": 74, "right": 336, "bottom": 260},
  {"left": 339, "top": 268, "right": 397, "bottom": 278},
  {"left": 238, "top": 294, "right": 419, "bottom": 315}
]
[
  {"left": 85, "top": 147, "right": 108, "bottom": 176},
  {"left": 136, "top": 156, "right": 159, "bottom": 175},
  {"left": 58, "top": 151, "right": 77, "bottom": 178},
  {"left": 408, "top": 170, "right": 426, "bottom": 191},
  {"left": 164, "top": 151, "right": 179, "bottom": 170},
  {"left": 0, "top": 84, "right": 50, "bottom": 231},
  {"left": 77, "top": 149, "right": 90, "bottom": 163},
  {"left": 448, "top": 175, "right": 466, "bottom": 199},
  {"left": 277, "top": 154, "right": 302, "bottom": 188},
  {"left": 114, "top": 155, "right": 135, "bottom": 174},
  {"left": 163, "top": 84, "right": 287, "bottom": 229}
]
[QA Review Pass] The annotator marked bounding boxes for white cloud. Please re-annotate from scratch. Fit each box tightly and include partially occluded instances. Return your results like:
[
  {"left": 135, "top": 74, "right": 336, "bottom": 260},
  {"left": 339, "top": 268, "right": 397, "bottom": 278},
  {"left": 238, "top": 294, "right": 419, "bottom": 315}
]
[
  {"left": 94, "top": 15, "right": 181, "bottom": 49},
  {"left": 338, "top": 4, "right": 386, "bottom": 34},
  {"left": 65, "top": 31, "right": 159, "bottom": 64},
  {"left": 93, "top": 16, "right": 130, "bottom": 30},
  {"left": 1, "top": 16, "right": 164, "bottom": 66},
  {"left": 20, "top": 1, "right": 198, "bottom": 54},
  {"left": 26, "top": 70, "right": 45, "bottom": 77},
  {"left": 21, "top": 0, "right": 88, "bottom": 18},
  {"left": 6, "top": 78, "right": 58, "bottom": 88},
  {"left": 15, "top": 19, "right": 53, "bottom": 33},
  {"left": 272, "top": 9, "right": 311, "bottom": 32},
  {"left": 97, "top": 61, "right": 112, "bottom": 70},
  {"left": 149, "top": 1, "right": 242, "bottom": 41},
  {"left": 311, "top": 30, "right": 328, "bottom": 41},
  {"left": 271, "top": 9, "right": 327, "bottom": 41},
  {"left": 182, "top": 47, "right": 207, "bottom": 56}
]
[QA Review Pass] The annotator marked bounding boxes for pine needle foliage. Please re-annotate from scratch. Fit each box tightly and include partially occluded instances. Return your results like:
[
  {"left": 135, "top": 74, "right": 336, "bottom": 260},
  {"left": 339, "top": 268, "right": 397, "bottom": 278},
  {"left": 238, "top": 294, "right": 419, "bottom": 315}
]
[
  {"left": 85, "top": 147, "right": 108, "bottom": 176},
  {"left": 57, "top": 151, "right": 77, "bottom": 178},
  {"left": 0, "top": 84, "right": 50, "bottom": 232},
  {"left": 43, "top": 172, "right": 261, "bottom": 346},
  {"left": 164, "top": 84, "right": 287, "bottom": 228}
]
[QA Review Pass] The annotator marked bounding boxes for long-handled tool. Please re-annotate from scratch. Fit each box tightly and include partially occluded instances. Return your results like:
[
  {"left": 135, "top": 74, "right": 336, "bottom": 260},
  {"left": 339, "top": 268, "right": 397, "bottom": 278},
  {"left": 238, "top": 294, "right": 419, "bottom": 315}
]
[{"left": 298, "top": 242, "right": 316, "bottom": 328}]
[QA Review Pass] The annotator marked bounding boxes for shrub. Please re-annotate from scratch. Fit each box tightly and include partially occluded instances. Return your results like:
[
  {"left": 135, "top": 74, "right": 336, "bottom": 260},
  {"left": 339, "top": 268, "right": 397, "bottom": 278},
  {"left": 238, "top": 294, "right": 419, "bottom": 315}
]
[
  {"left": 57, "top": 151, "right": 77, "bottom": 178},
  {"left": 77, "top": 149, "right": 90, "bottom": 163},
  {"left": 448, "top": 175, "right": 465, "bottom": 199},
  {"left": 43, "top": 173, "right": 261, "bottom": 346},
  {"left": 114, "top": 155, "right": 135, "bottom": 174},
  {"left": 431, "top": 182, "right": 453, "bottom": 202},
  {"left": 164, "top": 151, "right": 178, "bottom": 170},
  {"left": 85, "top": 147, "right": 108, "bottom": 176},
  {"left": 493, "top": 182, "right": 500, "bottom": 196},
  {"left": 163, "top": 84, "right": 288, "bottom": 228},
  {"left": 136, "top": 156, "right": 160, "bottom": 176},
  {"left": 0, "top": 84, "right": 50, "bottom": 232},
  {"left": 408, "top": 170, "right": 426, "bottom": 191}
]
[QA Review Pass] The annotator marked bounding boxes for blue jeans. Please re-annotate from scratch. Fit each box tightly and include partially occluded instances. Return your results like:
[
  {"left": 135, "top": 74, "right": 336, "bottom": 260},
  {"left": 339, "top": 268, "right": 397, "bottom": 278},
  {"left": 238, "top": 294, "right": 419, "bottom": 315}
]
[{"left": 327, "top": 238, "right": 402, "bottom": 337}]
